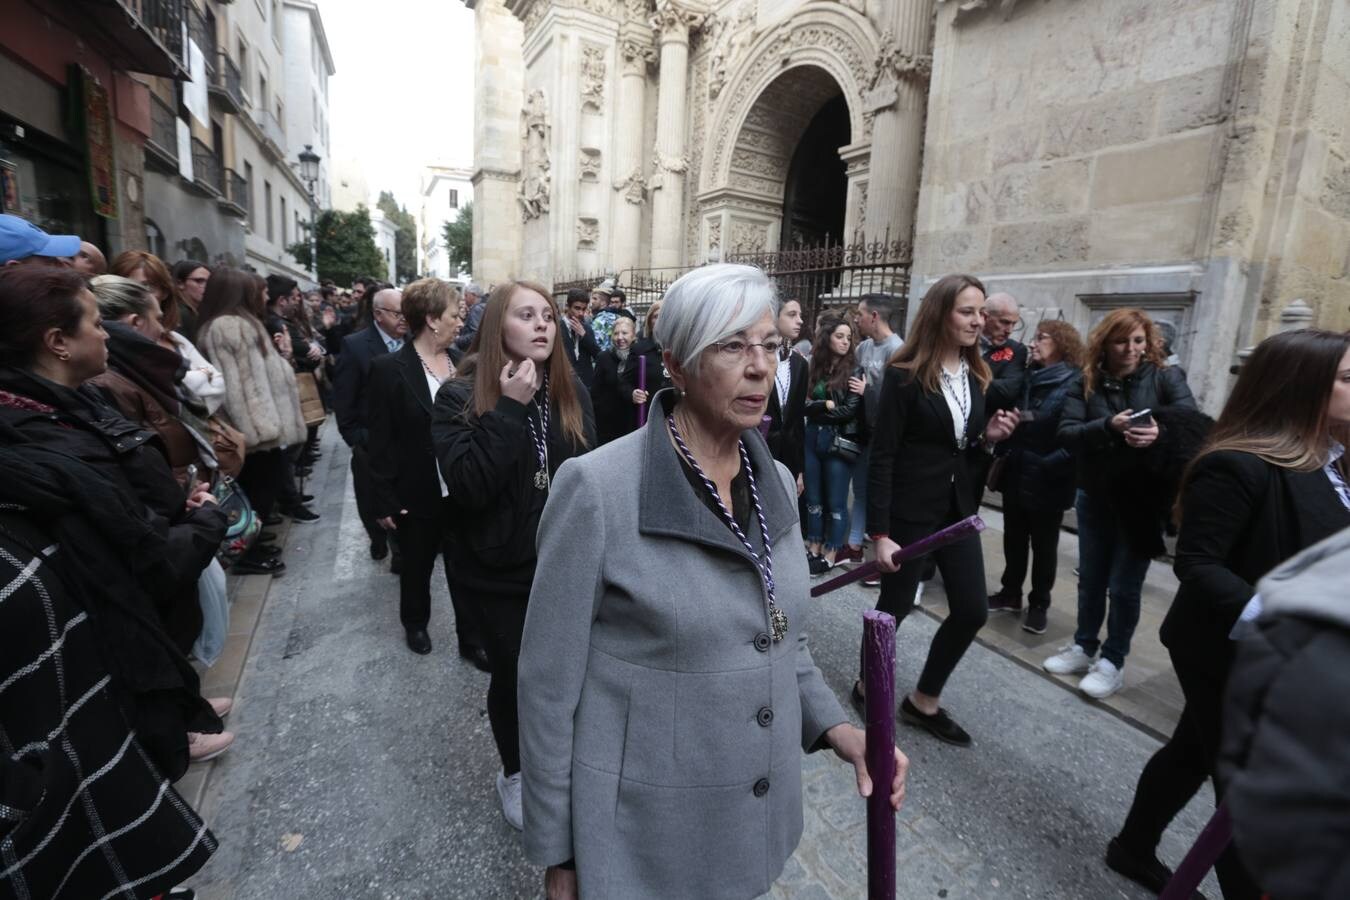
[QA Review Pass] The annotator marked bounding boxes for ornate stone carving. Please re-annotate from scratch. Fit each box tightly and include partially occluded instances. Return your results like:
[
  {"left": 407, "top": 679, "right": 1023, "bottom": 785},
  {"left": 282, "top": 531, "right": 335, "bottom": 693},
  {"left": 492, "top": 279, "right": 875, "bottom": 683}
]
[
  {"left": 867, "top": 28, "right": 933, "bottom": 94},
  {"left": 731, "top": 147, "right": 790, "bottom": 179},
  {"left": 520, "top": 1, "right": 547, "bottom": 38},
  {"left": 650, "top": 150, "right": 689, "bottom": 191},
  {"left": 939, "top": 0, "right": 1078, "bottom": 24},
  {"left": 518, "top": 90, "right": 552, "bottom": 221},
  {"left": 620, "top": 39, "right": 658, "bottom": 76},
  {"left": 706, "top": 5, "right": 756, "bottom": 100},
  {"left": 578, "top": 0, "right": 619, "bottom": 16},
  {"left": 580, "top": 45, "right": 607, "bottom": 111},
  {"left": 614, "top": 167, "right": 648, "bottom": 204},
  {"left": 623, "top": 0, "right": 652, "bottom": 21},
  {"left": 707, "top": 217, "right": 722, "bottom": 257},
  {"left": 651, "top": 1, "right": 706, "bottom": 40},
  {"left": 576, "top": 217, "right": 600, "bottom": 250},
  {"left": 856, "top": 180, "right": 868, "bottom": 231},
  {"left": 729, "top": 219, "right": 769, "bottom": 253},
  {"left": 579, "top": 148, "right": 602, "bottom": 182}
]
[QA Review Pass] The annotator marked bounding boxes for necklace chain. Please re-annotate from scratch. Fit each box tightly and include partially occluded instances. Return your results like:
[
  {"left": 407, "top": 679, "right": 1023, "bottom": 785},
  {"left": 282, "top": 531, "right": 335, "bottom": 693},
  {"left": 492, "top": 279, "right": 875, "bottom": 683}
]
[
  {"left": 667, "top": 412, "right": 786, "bottom": 642},
  {"left": 413, "top": 345, "right": 453, "bottom": 384},
  {"left": 940, "top": 357, "right": 971, "bottom": 447},
  {"left": 526, "top": 372, "right": 550, "bottom": 490}
]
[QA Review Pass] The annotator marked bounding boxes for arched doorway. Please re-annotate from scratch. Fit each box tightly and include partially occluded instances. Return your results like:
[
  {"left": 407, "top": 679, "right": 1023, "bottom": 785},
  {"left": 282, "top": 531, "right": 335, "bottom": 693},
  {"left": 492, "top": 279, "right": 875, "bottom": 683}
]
[{"left": 780, "top": 94, "right": 849, "bottom": 248}]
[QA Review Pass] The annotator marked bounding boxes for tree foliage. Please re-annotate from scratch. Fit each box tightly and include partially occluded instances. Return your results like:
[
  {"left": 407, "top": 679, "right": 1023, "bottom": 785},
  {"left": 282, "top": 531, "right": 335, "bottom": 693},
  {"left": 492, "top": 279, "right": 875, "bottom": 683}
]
[
  {"left": 313, "top": 206, "right": 386, "bottom": 287},
  {"left": 442, "top": 201, "right": 473, "bottom": 276},
  {"left": 376, "top": 190, "right": 418, "bottom": 283}
]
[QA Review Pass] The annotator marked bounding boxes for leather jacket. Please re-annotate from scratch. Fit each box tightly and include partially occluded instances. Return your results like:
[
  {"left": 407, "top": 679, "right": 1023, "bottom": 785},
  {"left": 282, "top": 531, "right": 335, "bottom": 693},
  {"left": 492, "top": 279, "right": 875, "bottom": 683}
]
[{"left": 804, "top": 366, "right": 866, "bottom": 440}]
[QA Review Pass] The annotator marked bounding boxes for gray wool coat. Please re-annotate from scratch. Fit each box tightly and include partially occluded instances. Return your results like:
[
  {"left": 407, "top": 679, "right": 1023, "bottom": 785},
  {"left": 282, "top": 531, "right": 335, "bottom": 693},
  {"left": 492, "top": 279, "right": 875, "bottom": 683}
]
[{"left": 519, "top": 394, "right": 849, "bottom": 899}]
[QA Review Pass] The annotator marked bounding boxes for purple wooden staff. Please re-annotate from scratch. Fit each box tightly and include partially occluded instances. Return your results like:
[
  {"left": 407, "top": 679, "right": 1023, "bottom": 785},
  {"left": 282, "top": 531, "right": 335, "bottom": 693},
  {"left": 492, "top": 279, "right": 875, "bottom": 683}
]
[
  {"left": 1160, "top": 803, "right": 1232, "bottom": 900},
  {"left": 637, "top": 356, "right": 648, "bottom": 427},
  {"left": 811, "top": 516, "right": 986, "bottom": 598},
  {"left": 863, "top": 610, "right": 897, "bottom": 900}
]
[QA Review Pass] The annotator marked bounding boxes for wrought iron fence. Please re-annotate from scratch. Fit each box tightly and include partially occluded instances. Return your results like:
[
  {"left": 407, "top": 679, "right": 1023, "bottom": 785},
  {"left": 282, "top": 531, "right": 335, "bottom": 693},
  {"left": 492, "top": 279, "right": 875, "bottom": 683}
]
[
  {"left": 210, "top": 53, "right": 244, "bottom": 110},
  {"left": 222, "top": 168, "right": 248, "bottom": 215},
  {"left": 184, "top": 2, "right": 216, "bottom": 73},
  {"left": 146, "top": 92, "right": 179, "bottom": 169},
  {"left": 128, "top": 0, "right": 186, "bottom": 65},
  {"left": 190, "top": 137, "right": 223, "bottom": 195}
]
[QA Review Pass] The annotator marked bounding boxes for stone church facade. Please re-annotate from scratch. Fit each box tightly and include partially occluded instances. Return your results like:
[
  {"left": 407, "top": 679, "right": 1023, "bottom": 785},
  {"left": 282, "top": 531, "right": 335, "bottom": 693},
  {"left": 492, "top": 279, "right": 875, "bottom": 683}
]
[{"left": 465, "top": 0, "right": 1349, "bottom": 409}]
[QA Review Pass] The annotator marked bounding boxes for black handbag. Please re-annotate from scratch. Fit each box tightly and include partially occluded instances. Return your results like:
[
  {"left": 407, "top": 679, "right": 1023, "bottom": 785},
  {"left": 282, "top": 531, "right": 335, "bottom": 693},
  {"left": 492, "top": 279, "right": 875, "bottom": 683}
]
[{"left": 827, "top": 430, "right": 862, "bottom": 464}]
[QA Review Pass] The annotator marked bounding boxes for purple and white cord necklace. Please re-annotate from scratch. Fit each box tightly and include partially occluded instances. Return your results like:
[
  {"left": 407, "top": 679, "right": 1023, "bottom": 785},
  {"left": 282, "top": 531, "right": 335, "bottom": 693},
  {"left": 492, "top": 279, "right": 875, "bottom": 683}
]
[
  {"left": 667, "top": 411, "right": 788, "bottom": 642},
  {"left": 527, "top": 372, "right": 551, "bottom": 491}
]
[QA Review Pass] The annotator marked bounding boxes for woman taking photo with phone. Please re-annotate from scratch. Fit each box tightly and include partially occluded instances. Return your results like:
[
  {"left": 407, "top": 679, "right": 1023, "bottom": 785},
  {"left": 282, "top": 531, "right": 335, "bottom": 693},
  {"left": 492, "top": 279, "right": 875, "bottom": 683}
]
[
  {"left": 1107, "top": 329, "right": 1350, "bottom": 898},
  {"left": 802, "top": 316, "right": 864, "bottom": 575},
  {"left": 864, "top": 274, "right": 1019, "bottom": 746},
  {"left": 432, "top": 281, "right": 594, "bottom": 831},
  {"left": 1044, "top": 308, "right": 1196, "bottom": 699}
]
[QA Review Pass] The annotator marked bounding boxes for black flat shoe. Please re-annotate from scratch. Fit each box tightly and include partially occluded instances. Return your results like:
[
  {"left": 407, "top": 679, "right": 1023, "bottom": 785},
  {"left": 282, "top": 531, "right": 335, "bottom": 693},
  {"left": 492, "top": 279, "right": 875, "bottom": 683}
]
[
  {"left": 406, "top": 629, "right": 432, "bottom": 655},
  {"left": 370, "top": 540, "right": 389, "bottom": 561},
  {"left": 459, "top": 645, "right": 491, "bottom": 673},
  {"left": 1104, "top": 836, "right": 1207, "bottom": 898},
  {"left": 899, "top": 696, "right": 971, "bottom": 747},
  {"left": 232, "top": 558, "right": 286, "bottom": 576}
]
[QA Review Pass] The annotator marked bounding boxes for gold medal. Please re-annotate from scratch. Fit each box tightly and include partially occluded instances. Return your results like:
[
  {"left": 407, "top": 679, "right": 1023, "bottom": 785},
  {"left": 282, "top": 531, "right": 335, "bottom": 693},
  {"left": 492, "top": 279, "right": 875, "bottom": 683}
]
[{"left": 770, "top": 606, "right": 788, "bottom": 642}]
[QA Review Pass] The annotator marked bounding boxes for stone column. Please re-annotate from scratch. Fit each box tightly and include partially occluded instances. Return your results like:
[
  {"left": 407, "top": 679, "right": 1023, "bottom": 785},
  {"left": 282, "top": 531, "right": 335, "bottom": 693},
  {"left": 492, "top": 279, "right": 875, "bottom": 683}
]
[
  {"left": 611, "top": 39, "right": 655, "bottom": 274},
  {"left": 648, "top": 1, "right": 704, "bottom": 271},
  {"left": 862, "top": 0, "right": 935, "bottom": 250}
]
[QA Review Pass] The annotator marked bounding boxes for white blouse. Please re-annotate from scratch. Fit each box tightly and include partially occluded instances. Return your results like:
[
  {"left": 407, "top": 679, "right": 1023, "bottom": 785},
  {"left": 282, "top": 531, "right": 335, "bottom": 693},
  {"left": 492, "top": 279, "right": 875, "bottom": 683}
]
[{"left": 167, "top": 331, "right": 225, "bottom": 415}]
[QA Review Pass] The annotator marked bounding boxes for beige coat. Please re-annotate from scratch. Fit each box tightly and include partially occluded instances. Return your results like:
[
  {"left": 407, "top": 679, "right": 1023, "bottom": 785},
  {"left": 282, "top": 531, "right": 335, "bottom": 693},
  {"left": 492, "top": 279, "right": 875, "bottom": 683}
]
[{"left": 196, "top": 314, "right": 306, "bottom": 451}]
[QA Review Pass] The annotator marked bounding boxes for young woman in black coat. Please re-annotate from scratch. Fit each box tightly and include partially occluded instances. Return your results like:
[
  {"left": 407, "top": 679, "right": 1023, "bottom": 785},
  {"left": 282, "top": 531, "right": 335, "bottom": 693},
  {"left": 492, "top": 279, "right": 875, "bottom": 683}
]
[
  {"left": 1044, "top": 308, "right": 1196, "bottom": 700},
  {"left": 591, "top": 316, "right": 667, "bottom": 444},
  {"left": 1107, "top": 329, "right": 1350, "bottom": 898},
  {"left": 366, "top": 278, "right": 487, "bottom": 667},
  {"left": 862, "top": 274, "right": 1019, "bottom": 746},
  {"left": 431, "top": 280, "right": 594, "bottom": 831},
  {"left": 988, "top": 320, "right": 1085, "bottom": 634},
  {"left": 802, "top": 317, "right": 865, "bottom": 575}
]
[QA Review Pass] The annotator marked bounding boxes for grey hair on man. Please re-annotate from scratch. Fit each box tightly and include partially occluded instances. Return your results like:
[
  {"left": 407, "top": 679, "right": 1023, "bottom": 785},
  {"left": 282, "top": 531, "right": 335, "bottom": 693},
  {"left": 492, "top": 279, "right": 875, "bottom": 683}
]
[
  {"left": 89, "top": 274, "right": 156, "bottom": 320},
  {"left": 656, "top": 263, "right": 779, "bottom": 374}
]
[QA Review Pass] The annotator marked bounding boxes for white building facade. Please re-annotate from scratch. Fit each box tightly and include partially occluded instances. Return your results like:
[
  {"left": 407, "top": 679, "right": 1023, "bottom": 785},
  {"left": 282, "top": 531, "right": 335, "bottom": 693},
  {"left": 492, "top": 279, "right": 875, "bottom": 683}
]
[
  {"left": 371, "top": 208, "right": 399, "bottom": 284},
  {"left": 419, "top": 164, "right": 474, "bottom": 279},
  {"left": 282, "top": 0, "right": 336, "bottom": 211}
]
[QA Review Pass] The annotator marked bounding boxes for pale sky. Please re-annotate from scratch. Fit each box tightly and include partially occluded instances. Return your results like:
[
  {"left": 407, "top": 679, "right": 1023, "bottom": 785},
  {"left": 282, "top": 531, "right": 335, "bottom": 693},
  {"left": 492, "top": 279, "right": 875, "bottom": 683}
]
[{"left": 323, "top": 0, "right": 476, "bottom": 212}]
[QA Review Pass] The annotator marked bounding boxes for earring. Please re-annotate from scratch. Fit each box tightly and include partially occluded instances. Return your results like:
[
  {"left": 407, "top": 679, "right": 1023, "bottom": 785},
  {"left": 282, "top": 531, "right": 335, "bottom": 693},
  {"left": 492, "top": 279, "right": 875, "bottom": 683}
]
[
  {"left": 430, "top": 326, "right": 438, "bottom": 335},
  {"left": 59, "top": 352, "right": 71, "bottom": 361}
]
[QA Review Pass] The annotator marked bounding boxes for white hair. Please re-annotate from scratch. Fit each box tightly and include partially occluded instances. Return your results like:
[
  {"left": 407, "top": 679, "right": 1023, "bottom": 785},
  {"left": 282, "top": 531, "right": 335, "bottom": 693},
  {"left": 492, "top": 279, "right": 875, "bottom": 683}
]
[
  {"left": 655, "top": 263, "right": 779, "bottom": 373},
  {"left": 985, "top": 291, "right": 1019, "bottom": 314}
]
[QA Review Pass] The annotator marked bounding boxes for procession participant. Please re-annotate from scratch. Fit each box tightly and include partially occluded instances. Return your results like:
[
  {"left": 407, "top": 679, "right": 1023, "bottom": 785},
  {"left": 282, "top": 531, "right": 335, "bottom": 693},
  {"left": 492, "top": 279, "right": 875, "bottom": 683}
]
[
  {"left": 1109, "top": 330, "right": 1350, "bottom": 898},
  {"left": 365, "top": 278, "right": 488, "bottom": 668},
  {"left": 432, "top": 280, "right": 593, "bottom": 830},
  {"left": 591, "top": 316, "right": 643, "bottom": 445},
  {"left": 862, "top": 274, "right": 1020, "bottom": 746},
  {"left": 518, "top": 263, "right": 906, "bottom": 900},
  {"left": 764, "top": 297, "right": 808, "bottom": 493}
]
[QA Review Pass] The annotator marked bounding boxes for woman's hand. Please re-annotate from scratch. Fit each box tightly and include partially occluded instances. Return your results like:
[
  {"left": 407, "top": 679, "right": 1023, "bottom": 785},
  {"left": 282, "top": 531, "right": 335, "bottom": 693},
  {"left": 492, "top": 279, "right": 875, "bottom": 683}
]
[
  {"left": 848, "top": 376, "right": 866, "bottom": 396},
  {"left": 631, "top": 389, "right": 649, "bottom": 406},
  {"left": 1124, "top": 421, "right": 1159, "bottom": 449},
  {"left": 825, "top": 722, "right": 909, "bottom": 813},
  {"left": 824, "top": 399, "right": 836, "bottom": 411},
  {"left": 185, "top": 481, "right": 216, "bottom": 510},
  {"left": 273, "top": 331, "right": 293, "bottom": 359},
  {"left": 873, "top": 536, "right": 902, "bottom": 573},
  {"left": 1108, "top": 409, "right": 1135, "bottom": 433},
  {"left": 983, "top": 409, "right": 1021, "bottom": 444},
  {"left": 544, "top": 866, "right": 578, "bottom": 900},
  {"left": 376, "top": 511, "right": 407, "bottom": 531},
  {"left": 500, "top": 359, "right": 539, "bottom": 405}
]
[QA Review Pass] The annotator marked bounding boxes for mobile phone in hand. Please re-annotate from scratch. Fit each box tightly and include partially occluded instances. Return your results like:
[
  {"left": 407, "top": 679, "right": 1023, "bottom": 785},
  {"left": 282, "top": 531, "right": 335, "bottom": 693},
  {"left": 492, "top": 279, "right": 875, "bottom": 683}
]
[{"left": 1127, "top": 408, "right": 1154, "bottom": 429}]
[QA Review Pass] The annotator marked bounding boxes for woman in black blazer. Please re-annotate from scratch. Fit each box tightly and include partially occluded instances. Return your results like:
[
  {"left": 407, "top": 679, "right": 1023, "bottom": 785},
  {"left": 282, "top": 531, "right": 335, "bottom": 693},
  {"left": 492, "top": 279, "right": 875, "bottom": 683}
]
[
  {"left": 863, "top": 274, "right": 1019, "bottom": 746},
  {"left": 366, "top": 278, "right": 486, "bottom": 666},
  {"left": 1109, "top": 330, "right": 1350, "bottom": 898}
]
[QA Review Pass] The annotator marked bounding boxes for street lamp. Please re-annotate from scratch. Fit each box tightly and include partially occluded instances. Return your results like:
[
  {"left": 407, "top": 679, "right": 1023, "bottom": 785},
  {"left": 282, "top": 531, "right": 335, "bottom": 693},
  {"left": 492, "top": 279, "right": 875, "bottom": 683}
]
[{"left": 297, "top": 144, "right": 321, "bottom": 279}]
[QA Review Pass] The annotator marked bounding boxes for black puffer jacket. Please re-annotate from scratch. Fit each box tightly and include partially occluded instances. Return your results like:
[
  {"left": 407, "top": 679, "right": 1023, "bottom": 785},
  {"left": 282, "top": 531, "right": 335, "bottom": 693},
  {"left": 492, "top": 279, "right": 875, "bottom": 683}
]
[
  {"left": 998, "top": 362, "right": 1078, "bottom": 512},
  {"left": 1057, "top": 361, "right": 1196, "bottom": 497},
  {"left": 804, "top": 366, "right": 866, "bottom": 441}
]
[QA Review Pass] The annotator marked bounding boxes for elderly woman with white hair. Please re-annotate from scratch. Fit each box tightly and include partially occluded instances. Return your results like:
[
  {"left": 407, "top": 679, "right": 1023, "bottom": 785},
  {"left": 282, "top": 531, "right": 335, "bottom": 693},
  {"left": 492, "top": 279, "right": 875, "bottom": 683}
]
[{"left": 518, "top": 264, "right": 908, "bottom": 900}]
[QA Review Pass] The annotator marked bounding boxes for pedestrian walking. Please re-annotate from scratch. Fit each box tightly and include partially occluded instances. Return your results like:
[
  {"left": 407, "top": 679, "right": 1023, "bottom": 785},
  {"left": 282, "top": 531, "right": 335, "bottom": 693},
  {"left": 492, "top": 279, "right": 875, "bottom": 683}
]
[
  {"left": 517, "top": 263, "right": 906, "bottom": 900},
  {"left": 1109, "top": 330, "right": 1350, "bottom": 898},
  {"left": 431, "top": 280, "right": 594, "bottom": 831},
  {"left": 861, "top": 274, "right": 1020, "bottom": 746},
  {"left": 803, "top": 316, "right": 864, "bottom": 575},
  {"left": 365, "top": 278, "right": 488, "bottom": 667},
  {"left": 987, "top": 320, "right": 1085, "bottom": 633},
  {"left": 1043, "top": 308, "right": 1197, "bottom": 699}
]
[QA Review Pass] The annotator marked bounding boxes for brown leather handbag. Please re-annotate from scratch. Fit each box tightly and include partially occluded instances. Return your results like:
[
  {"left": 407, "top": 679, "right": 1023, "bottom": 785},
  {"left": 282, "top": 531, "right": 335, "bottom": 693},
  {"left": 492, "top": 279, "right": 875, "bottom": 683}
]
[
  {"left": 207, "top": 417, "right": 246, "bottom": 478},
  {"left": 295, "top": 372, "right": 327, "bottom": 428}
]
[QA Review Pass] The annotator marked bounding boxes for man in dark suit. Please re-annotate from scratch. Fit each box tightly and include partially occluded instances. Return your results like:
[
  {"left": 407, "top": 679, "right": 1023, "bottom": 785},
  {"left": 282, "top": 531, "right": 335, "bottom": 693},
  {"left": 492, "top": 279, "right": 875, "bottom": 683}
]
[
  {"left": 335, "top": 285, "right": 405, "bottom": 564},
  {"left": 972, "top": 291, "right": 1030, "bottom": 512},
  {"left": 765, "top": 298, "right": 808, "bottom": 490},
  {"left": 559, "top": 288, "right": 600, "bottom": 389}
]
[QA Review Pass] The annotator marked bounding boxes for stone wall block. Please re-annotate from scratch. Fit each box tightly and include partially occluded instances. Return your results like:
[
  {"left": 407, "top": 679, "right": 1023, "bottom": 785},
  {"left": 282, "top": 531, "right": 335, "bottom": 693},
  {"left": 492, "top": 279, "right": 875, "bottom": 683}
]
[
  {"left": 1086, "top": 199, "right": 1203, "bottom": 263},
  {"left": 1290, "top": 207, "right": 1349, "bottom": 274},
  {"left": 992, "top": 159, "right": 1090, "bottom": 223},
  {"left": 989, "top": 119, "right": 1043, "bottom": 172},
  {"left": 914, "top": 228, "right": 988, "bottom": 272},
  {"left": 1320, "top": 154, "right": 1350, "bottom": 220},
  {"left": 989, "top": 218, "right": 1090, "bottom": 267},
  {"left": 1155, "top": 66, "right": 1228, "bottom": 136},
  {"left": 1041, "top": 89, "right": 1156, "bottom": 161},
  {"left": 1091, "top": 130, "right": 1216, "bottom": 208}
]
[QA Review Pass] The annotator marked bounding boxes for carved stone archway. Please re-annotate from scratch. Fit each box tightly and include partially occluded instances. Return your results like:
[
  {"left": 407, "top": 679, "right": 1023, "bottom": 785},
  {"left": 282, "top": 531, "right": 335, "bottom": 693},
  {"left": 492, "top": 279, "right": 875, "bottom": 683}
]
[{"left": 694, "top": 4, "right": 879, "bottom": 261}]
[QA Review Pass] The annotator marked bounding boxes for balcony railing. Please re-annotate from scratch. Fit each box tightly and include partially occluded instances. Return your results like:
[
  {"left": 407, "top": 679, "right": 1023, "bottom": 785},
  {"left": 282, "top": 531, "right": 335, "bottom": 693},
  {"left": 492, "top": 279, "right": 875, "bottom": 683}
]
[
  {"left": 189, "top": 137, "right": 223, "bottom": 196},
  {"left": 144, "top": 92, "right": 180, "bottom": 173},
  {"left": 184, "top": 2, "right": 216, "bottom": 72},
  {"left": 253, "top": 109, "right": 286, "bottom": 159},
  {"left": 219, "top": 168, "right": 249, "bottom": 218},
  {"left": 88, "top": 0, "right": 187, "bottom": 77},
  {"left": 209, "top": 53, "right": 244, "bottom": 113}
]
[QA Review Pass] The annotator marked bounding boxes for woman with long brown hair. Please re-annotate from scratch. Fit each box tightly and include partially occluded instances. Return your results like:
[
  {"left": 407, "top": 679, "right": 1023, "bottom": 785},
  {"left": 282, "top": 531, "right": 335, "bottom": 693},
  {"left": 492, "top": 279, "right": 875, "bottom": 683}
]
[
  {"left": 862, "top": 274, "right": 1019, "bottom": 746},
  {"left": 802, "top": 315, "right": 864, "bottom": 575},
  {"left": 1044, "top": 308, "right": 1196, "bottom": 699},
  {"left": 1107, "top": 329, "right": 1350, "bottom": 898},
  {"left": 431, "top": 280, "right": 593, "bottom": 830}
]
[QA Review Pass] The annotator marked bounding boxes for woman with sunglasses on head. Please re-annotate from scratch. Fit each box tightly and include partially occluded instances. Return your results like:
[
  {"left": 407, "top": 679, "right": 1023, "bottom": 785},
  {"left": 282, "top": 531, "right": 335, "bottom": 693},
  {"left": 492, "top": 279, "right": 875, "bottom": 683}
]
[
  {"left": 862, "top": 274, "right": 1020, "bottom": 747},
  {"left": 432, "top": 281, "right": 594, "bottom": 831},
  {"left": 1107, "top": 329, "right": 1350, "bottom": 898}
]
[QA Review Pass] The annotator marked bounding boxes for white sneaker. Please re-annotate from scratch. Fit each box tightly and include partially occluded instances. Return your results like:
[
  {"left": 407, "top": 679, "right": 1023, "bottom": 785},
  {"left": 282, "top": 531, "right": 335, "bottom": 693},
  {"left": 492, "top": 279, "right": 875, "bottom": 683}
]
[
  {"left": 1079, "top": 659, "right": 1124, "bottom": 699},
  {"left": 496, "top": 770, "right": 523, "bottom": 831},
  {"left": 1043, "top": 643, "right": 1094, "bottom": 675}
]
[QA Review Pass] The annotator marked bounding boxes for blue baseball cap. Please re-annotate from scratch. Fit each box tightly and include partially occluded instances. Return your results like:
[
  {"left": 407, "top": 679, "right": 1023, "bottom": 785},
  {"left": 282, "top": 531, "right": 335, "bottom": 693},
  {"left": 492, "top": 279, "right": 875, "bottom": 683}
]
[{"left": 0, "top": 214, "right": 81, "bottom": 264}]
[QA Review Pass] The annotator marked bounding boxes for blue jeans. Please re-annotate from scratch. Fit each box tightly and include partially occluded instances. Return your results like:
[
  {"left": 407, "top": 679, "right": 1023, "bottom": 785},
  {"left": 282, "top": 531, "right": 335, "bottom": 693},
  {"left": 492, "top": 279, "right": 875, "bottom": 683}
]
[
  {"left": 803, "top": 423, "right": 852, "bottom": 550},
  {"left": 1073, "top": 489, "right": 1153, "bottom": 668},
  {"left": 847, "top": 445, "right": 869, "bottom": 547}
]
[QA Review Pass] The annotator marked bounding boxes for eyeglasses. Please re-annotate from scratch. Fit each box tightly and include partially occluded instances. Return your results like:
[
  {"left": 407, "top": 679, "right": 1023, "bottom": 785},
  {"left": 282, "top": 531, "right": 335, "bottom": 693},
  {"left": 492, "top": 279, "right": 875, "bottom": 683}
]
[{"left": 712, "top": 338, "right": 784, "bottom": 360}]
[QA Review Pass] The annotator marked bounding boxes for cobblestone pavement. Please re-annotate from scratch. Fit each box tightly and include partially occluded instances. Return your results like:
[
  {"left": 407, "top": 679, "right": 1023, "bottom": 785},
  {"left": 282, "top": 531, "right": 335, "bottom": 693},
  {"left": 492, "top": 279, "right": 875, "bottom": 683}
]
[{"left": 191, "top": 428, "right": 1220, "bottom": 899}]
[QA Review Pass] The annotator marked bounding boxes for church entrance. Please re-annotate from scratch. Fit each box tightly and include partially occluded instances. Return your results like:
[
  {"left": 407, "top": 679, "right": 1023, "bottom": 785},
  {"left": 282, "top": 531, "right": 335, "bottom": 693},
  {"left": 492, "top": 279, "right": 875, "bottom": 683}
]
[{"left": 780, "top": 93, "right": 849, "bottom": 248}]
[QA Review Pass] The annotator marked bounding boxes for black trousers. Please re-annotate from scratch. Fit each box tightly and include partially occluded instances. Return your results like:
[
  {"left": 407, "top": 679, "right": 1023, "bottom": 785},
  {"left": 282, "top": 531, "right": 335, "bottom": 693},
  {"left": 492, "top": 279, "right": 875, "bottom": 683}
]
[
  {"left": 1117, "top": 650, "right": 1261, "bottom": 899},
  {"left": 998, "top": 502, "right": 1064, "bottom": 609},
  {"left": 348, "top": 443, "right": 387, "bottom": 548},
  {"left": 395, "top": 512, "right": 483, "bottom": 650},
  {"left": 463, "top": 587, "right": 529, "bottom": 775},
  {"left": 867, "top": 507, "right": 989, "bottom": 698},
  {"left": 238, "top": 447, "right": 285, "bottom": 519},
  {"left": 279, "top": 444, "right": 304, "bottom": 507}
]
